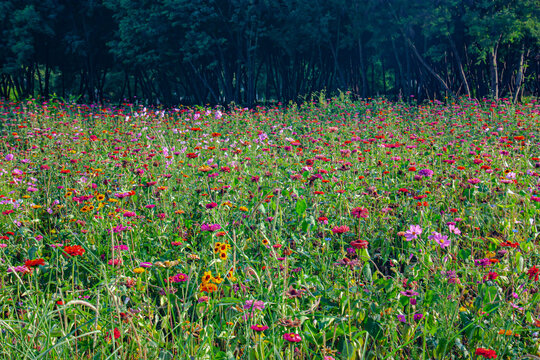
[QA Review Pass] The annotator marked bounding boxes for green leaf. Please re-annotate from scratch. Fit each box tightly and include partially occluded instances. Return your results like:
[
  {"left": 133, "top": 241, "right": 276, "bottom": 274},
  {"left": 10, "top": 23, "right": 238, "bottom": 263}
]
[{"left": 295, "top": 198, "right": 307, "bottom": 216}]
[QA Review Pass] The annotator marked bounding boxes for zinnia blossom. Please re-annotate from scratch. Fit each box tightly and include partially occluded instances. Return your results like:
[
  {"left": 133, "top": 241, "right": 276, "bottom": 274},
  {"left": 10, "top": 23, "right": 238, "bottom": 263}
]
[
  {"left": 351, "top": 207, "right": 369, "bottom": 219},
  {"left": 418, "top": 169, "right": 434, "bottom": 177},
  {"left": 283, "top": 333, "right": 302, "bottom": 342},
  {"left": 63, "top": 245, "right": 85, "bottom": 257},
  {"left": 201, "top": 223, "right": 221, "bottom": 232},
  {"left": 332, "top": 225, "right": 350, "bottom": 234},
  {"left": 251, "top": 324, "right": 269, "bottom": 331},
  {"left": 475, "top": 348, "right": 497, "bottom": 359},
  {"left": 25, "top": 258, "right": 45, "bottom": 267}
]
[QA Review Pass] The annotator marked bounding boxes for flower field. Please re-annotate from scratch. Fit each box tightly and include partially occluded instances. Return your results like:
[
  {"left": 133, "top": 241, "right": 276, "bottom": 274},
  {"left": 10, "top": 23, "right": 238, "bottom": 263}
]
[{"left": 0, "top": 96, "right": 539, "bottom": 359}]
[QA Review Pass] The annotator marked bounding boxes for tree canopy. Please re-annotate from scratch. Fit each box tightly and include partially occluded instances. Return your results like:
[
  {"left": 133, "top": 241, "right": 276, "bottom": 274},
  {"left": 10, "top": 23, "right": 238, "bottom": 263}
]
[{"left": 0, "top": 0, "right": 538, "bottom": 105}]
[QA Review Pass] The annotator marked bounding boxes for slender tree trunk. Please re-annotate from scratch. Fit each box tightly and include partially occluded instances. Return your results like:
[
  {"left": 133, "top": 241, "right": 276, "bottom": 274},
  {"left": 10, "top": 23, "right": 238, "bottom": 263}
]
[
  {"left": 391, "top": 37, "right": 405, "bottom": 99},
  {"left": 448, "top": 35, "right": 470, "bottom": 98},
  {"left": 358, "top": 39, "right": 367, "bottom": 97},
  {"left": 513, "top": 43, "right": 526, "bottom": 104},
  {"left": 382, "top": 57, "right": 387, "bottom": 95},
  {"left": 406, "top": 37, "right": 455, "bottom": 97},
  {"left": 489, "top": 35, "right": 502, "bottom": 100}
]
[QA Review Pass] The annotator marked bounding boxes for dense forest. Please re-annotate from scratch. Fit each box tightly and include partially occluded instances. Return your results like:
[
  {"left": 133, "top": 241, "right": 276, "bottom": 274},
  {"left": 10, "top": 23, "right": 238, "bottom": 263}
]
[{"left": 0, "top": 0, "right": 538, "bottom": 105}]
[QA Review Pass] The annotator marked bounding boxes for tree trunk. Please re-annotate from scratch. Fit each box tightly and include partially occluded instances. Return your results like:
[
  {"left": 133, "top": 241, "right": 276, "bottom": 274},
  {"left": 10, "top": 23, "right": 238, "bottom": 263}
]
[
  {"left": 391, "top": 37, "right": 405, "bottom": 99},
  {"left": 513, "top": 43, "right": 525, "bottom": 104},
  {"left": 406, "top": 37, "right": 455, "bottom": 98},
  {"left": 489, "top": 35, "right": 501, "bottom": 100},
  {"left": 358, "top": 39, "right": 367, "bottom": 97},
  {"left": 448, "top": 35, "right": 470, "bottom": 98}
]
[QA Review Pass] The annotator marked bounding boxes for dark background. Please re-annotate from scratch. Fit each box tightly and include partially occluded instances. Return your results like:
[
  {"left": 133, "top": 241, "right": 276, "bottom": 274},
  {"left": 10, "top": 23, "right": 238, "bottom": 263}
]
[{"left": 0, "top": 0, "right": 538, "bottom": 105}]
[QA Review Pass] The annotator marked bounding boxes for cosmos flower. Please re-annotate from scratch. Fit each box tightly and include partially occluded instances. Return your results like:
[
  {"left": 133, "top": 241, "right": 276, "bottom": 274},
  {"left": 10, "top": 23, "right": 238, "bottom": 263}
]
[
  {"left": 404, "top": 225, "right": 422, "bottom": 241},
  {"left": 428, "top": 232, "right": 450, "bottom": 249}
]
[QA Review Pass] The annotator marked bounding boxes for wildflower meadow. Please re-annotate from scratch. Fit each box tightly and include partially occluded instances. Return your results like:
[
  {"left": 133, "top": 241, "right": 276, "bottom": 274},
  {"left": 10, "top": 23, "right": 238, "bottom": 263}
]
[{"left": 0, "top": 94, "right": 539, "bottom": 359}]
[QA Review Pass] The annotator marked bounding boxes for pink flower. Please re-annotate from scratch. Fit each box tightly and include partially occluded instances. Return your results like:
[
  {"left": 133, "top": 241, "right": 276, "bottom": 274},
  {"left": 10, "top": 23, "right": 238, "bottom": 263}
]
[
  {"left": 206, "top": 202, "right": 218, "bottom": 209},
  {"left": 201, "top": 223, "right": 221, "bottom": 232},
  {"left": 468, "top": 178, "right": 481, "bottom": 184},
  {"left": 351, "top": 207, "right": 369, "bottom": 219},
  {"left": 108, "top": 258, "right": 123, "bottom": 267},
  {"left": 332, "top": 225, "right": 350, "bottom": 234},
  {"left": 283, "top": 333, "right": 302, "bottom": 342},
  {"left": 251, "top": 324, "right": 269, "bottom": 331}
]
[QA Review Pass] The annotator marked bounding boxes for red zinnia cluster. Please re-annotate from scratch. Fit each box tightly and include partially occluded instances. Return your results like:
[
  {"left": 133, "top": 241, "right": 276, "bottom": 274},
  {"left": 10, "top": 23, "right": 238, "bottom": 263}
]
[
  {"left": 528, "top": 265, "right": 539, "bottom": 281},
  {"left": 475, "top": 348, "right": 497, "bottom": 358},
  {"left": 500, "top": 241, "right": 519, "bottom": 248},
  {"left": 25, "top": 258, "right": 45, "bottom": 267},
  {"left": 63, "top": 245, "right": 85, "bottom": 257}
]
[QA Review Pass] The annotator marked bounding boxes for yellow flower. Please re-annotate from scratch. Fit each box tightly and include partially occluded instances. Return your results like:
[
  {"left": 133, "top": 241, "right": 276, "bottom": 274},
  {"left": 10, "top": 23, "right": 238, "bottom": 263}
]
[
  {"left": 133, "top": 267, "right": 145, "bottom": 274},
  {"left": 239, "top": 206, "right": 248, "bottom": 212},
  {"left": 202, "top": 271, "right": 212, "bottom": 284}
]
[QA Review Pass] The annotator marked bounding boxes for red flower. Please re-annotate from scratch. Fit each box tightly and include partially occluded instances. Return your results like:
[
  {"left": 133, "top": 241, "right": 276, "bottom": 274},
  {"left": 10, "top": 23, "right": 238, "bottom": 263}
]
[
  {"left": 485, "top": 271, "right": 499, "bottom": 281},
  {"left": 186, "top": 153, "right": 198, "bottom": 159},
  {"left": 63, "top": 245, "right": 85, "bottom": 257},
  {"left": 351, "top": 207, "right": 369, "bottom": 219},
  {"left": 500, "top": 241, "right": 519, "bottom": 248},
  {"left": 475, "top": 348, "right": 497, "bottom": 359},
  {"left": 25, "top": 258, "right": 45, "bottom": 267},
  {"left": 350, "top": 239, "right": 369, "bottom": 249},
  {"left": 528, "top": 266, "right": 539, "bottom": 281}
]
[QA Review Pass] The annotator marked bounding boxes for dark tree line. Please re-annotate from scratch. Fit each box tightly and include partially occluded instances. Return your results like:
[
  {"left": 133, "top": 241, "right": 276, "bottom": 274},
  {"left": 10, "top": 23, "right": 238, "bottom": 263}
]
[{"left": 0, "top": 0, "right": 538, "bottom": 105}]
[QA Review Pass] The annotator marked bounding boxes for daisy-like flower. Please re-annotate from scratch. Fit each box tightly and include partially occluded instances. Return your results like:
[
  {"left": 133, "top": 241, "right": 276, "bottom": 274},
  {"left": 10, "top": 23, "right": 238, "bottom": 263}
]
[
  {"left": 404, "top": 225, "right": 422, "bottom": 241},
  {"left": 428, "top": 232, "right": 450, "bottom": 249},
  {"left": 448, "top": 224, "right": 461, "bottom": 235}
]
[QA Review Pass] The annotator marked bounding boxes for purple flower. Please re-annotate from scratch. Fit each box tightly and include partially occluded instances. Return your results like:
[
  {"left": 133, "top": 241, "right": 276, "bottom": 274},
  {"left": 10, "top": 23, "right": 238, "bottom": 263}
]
[
  {"left": 5, "top": 154, "right": 13, "bottom": 161},
  {"left": 397, "top": 314, "right": 406, "bottom": 323},
  {"left": 428, "top": 231, "right": 450, "bottom": 249},
  {"left": 418, "top": 169, "right": 434, "bottom": 177},
  {"left": 244, "top": 300, "right": 265, "bottom": 311},
  {"left": 474, "top": 258, "right": 490, "bottom": 267},
  {"left": 201, "top": 223, "right": 221, "bottom": 232},
  {"left": 413, "top": 313, "right": 424, "bottom": 321},
  {"left": 400, "top": 290, "right": 419, "bottom": 297},
  {"left": 404, "top": 225, "right": 422, "bottom": 241}
]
